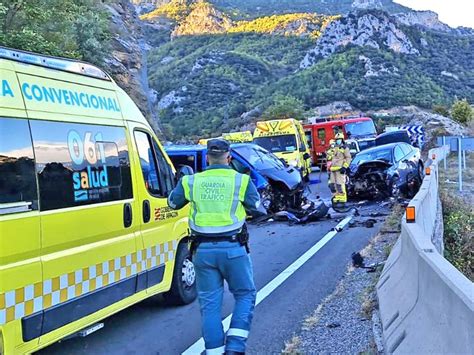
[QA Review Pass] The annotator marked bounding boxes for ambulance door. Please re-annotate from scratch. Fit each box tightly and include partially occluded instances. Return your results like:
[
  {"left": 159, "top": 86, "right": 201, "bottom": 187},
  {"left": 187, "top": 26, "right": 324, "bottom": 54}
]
[
  {"left": 0, "top": 117, "right": 42, "bottom": 346},
  {"left": 127, "top": 122, "right": 186, "bottom": 294},
  {"left": 29, "top": 120, "right": 139, "bottom": 340}
]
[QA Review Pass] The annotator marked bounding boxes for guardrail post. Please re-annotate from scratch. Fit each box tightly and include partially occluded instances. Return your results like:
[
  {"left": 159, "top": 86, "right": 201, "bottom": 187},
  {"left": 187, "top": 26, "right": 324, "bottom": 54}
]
[
  {"left": 458, "top": 138, "right": 463, "bottom": 192},
  {"left": 442, "top": 136, "right": 447, "bottom": 170},
  {"left": 462, "top": 148, "right": 466, "bottom": 170}
]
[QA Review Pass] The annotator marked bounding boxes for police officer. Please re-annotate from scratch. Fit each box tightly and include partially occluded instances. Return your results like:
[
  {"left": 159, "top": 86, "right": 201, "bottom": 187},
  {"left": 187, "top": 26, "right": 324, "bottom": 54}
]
[
  {"left": 328, "top": 132, "right": 351, "bottom": 206},
  {"left": 168, "top": 139, "right": 262, "bottom": 355}
]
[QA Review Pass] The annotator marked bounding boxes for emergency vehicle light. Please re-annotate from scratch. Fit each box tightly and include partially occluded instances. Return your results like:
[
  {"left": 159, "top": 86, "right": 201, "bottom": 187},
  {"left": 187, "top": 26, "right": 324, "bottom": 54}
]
[
  {"left": 0, "top": 46, "right": 111, "bottom": 81},
  {"left": 406, "top": 206, "right": 416, "bottom": 223}
]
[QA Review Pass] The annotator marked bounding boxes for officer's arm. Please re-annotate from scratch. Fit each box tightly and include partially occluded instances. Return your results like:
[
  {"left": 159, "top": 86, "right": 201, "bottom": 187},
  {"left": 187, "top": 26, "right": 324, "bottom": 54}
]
[
  {"left": 167, "top": 178, "right": 189, "bottom": 210},
  {"left": 243, "top": 179, "right": 267, "bottom": 216}
]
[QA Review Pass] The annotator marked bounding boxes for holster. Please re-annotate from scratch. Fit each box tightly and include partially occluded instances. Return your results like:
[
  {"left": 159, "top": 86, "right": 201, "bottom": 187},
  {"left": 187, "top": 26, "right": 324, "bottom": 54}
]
[
  {"left": 187, "top": 225, "right": 251, "bottom": 261},
  {"left": 237, "top": 224, "right": 250, "bottom": 254}
]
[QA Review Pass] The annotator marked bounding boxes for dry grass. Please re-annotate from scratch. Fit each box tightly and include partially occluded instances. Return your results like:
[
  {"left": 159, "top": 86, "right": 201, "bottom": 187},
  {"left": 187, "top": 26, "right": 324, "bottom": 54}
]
[
  {"left": 301, "top": 279, "right": 345, "bottom": 331},
  {"left": 282, "top": 335, "right": 302, "bottom": 354},
  {"left": 380, "top": 203, "right": 404, "bottom": 233},
  {"left": 439, "top": 152, "right": 474, "bottom": 205},
  {"left": 359, "top": 274, "right": 381, "bottom": 320}
]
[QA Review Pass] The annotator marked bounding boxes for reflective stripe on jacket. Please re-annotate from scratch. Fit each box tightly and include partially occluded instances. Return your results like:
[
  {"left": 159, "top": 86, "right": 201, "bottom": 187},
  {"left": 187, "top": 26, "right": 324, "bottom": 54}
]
[
  {"left": 182, "top": 168, "right": 250, "bottom": 235},
  {"left": 329, "top": 146, "right": 351, "bottom": 171}
]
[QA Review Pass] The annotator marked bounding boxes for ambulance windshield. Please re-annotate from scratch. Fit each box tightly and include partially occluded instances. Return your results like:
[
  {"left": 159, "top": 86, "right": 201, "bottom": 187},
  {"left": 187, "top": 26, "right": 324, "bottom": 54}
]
[{"left": 253, "top": 135, "right": 297, "bottom": 153}]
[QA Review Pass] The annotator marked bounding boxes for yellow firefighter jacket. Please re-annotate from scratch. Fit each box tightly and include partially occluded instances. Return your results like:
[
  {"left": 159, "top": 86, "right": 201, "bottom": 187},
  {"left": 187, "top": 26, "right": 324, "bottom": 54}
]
[{"left": 329, "top": 145, "right": 351, "bottom": 171}]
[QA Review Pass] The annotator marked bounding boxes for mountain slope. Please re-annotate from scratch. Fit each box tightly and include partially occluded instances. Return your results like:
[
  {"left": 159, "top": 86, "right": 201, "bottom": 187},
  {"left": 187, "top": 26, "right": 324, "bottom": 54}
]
[
  {"left": 140, "top": 1, "right": 473, "bottom": 139},
  {"left": 211, "top": 0, "right": 410, "bottom": 17}
]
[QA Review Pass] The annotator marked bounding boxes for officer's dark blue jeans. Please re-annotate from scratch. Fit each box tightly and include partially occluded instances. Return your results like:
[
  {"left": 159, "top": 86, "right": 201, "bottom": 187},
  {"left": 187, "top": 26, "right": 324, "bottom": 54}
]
[{"left": 194, "top": 241, "right": 256, "bottom": 354}]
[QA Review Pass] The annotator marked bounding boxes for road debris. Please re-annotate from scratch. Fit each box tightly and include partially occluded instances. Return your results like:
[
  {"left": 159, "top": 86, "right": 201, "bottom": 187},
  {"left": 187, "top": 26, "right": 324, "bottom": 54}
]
[
  {"left": 349, "top": 219, "right": 378, "bottom": 228},
  {"left": 351, "top": 252, "right": 384, "bottom": 273},
  {"left": 267, "top": 200, "right": 330, "bottom": 225}
]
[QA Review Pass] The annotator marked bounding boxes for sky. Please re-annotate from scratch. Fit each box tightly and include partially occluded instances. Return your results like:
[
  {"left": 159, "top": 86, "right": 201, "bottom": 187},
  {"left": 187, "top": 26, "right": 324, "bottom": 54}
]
[{"left": 394, "top": 0, "right": 474, "bottom": 28}]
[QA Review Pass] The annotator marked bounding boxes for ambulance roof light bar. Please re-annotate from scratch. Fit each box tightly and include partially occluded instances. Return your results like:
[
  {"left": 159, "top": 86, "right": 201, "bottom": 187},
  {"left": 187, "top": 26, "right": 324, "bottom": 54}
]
[{"left": 0, "top": 46, "right": 111, "bottom": 81}]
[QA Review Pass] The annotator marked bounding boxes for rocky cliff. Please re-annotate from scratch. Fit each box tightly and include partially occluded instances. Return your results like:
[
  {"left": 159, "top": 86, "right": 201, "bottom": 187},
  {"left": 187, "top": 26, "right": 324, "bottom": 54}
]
[
  {"left": 394, "top": 10, "right": 451, "bottom": 32},
  {"left": 102, "top": 1, "right": 160, "bottom": 133},
  {"left": 301, "top": 10, "right": 419, "bottom": 68},
  {"left": 172, "top": 1, "right": 233, "bottom": 37}
]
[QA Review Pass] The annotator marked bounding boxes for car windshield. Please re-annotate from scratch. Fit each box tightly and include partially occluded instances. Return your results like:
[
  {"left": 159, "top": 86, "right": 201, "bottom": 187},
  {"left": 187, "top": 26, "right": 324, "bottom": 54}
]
[
  {"left": 345, "top": 120, "right": 376, "bottom": 138},
  {"left": 233, "top": 145, "right": 284, "bottom": 170},
  {"left": 352, "top": 148, "right": 393, "bottom": 166},
  {"left": 253, "top": 135, "right": 297, "bottom": 153}
]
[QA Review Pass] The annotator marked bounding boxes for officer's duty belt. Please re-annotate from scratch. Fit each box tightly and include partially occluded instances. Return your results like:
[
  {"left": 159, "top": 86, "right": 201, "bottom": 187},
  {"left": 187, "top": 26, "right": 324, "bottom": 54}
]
[{"left": 193, "top": 235, "right": 239, "bottom": 243}]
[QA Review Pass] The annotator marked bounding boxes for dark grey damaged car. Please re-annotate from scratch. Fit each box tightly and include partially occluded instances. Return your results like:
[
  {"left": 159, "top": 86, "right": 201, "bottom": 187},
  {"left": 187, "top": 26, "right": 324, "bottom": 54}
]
[{"left": 347, "top": 142, "right": 424, "bottom": 199}]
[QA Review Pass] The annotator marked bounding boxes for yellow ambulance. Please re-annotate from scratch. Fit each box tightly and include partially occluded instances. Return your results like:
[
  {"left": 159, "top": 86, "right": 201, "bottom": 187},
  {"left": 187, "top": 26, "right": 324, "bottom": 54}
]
[
  {"left": 222, "top": 131, "right": 253, "bottom": 143},
  {"left": 253, "top": 118, "right": 312, "bottom": 177},
  {"left": 0, "top": 47, "right": 196, "bottom": 354}
]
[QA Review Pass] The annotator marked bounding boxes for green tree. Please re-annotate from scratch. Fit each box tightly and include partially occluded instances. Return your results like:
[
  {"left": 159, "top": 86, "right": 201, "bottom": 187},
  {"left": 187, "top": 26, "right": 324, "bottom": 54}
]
[
  {"left": 451, "top": 98, "right": 473, "bottom": 124},
  {"left": 262, "top": 94, "right": 305, "bottom": 120},
  {"left": 0, "top": 0, "right": 110, "bottom": 64},
  {"left": 432, "top": 104, "right": 449, "bottom": 117}
]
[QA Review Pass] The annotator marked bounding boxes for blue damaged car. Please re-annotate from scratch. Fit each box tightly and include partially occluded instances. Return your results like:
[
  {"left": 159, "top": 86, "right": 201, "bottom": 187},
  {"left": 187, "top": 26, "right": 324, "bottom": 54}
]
[{"left": 165, "top": 143, "right": 304, "bottom": 212}]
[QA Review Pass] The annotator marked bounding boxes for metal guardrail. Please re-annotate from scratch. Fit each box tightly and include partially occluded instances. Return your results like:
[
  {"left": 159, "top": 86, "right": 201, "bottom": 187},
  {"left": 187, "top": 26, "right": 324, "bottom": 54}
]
[{"left": 376, "top": 146, "right": 474, "bottom": 354}]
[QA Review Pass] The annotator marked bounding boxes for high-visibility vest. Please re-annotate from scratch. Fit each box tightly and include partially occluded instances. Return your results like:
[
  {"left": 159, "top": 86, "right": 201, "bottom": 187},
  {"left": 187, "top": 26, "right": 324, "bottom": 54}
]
[{"left": 182, "top": 168, "right": 249, "bottom": 235}]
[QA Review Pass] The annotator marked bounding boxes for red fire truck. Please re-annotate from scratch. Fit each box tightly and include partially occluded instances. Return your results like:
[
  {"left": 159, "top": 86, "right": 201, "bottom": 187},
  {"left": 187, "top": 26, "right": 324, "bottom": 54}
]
[{"left": 304, "top": 116, "right": 377, "bottom": 168}]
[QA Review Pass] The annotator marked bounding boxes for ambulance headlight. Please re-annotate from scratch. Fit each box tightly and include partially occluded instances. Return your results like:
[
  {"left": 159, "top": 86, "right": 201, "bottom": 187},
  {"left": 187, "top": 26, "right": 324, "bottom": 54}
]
[{"left": 289, "top": 159, "right": 299, "bottom": 167}]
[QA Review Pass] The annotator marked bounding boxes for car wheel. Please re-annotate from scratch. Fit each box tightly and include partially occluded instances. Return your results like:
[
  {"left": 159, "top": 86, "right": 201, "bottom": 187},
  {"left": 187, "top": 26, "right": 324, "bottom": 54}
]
[
  {"left": 390, "top": 176, "right": 400, "bottom": 198},
  {"left": 163, "top": 242, "right": 197, "bottom": 305}
]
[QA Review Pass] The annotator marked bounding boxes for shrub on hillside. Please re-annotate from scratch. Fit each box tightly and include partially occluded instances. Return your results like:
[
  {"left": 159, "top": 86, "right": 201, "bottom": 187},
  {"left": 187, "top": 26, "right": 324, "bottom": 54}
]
[
  {"left": 451, "top": 98, "right": 473, "bottom": 124},
  {"left": 432, "top": 105, "right": 450, "bottom": 117},
  {"left": 440, "top": 191, "right": 473, "bottom": 281},
  {"left": 262, "top": 94, "right": 305, "bottom": 120}
]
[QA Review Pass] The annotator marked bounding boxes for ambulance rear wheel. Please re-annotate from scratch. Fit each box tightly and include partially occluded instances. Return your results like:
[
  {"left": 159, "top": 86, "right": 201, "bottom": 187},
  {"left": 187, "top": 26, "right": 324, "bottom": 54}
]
[{"left": 163, "top": 242, "right": 197, "bottom": 305}]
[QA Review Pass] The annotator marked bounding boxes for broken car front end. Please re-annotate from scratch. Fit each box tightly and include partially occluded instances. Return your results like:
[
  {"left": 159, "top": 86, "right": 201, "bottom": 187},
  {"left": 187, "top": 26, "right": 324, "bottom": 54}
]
[{"left": 348, "top": 160, "right": 394, "bottom": 199}]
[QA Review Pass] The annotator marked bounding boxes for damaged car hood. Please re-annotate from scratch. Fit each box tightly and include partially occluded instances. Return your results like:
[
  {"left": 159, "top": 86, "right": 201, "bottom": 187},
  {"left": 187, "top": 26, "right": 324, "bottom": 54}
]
[
  {"left": 257, "top": 167, "right": 302, "bottom": 190},
  {"left": 350, "top": 160, "right": 392, "bottom": 177}
]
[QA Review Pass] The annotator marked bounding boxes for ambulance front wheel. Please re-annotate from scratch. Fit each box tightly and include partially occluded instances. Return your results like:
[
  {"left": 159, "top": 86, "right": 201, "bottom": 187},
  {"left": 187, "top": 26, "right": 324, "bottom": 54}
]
[{"left": 163, "top": 242, "right": 197, "bottom": 305}]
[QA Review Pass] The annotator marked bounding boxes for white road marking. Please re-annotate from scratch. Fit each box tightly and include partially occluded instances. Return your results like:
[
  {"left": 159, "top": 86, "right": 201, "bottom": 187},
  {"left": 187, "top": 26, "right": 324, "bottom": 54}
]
[{"left": 182, "top": 216, "right": 353, "bottom": 355}]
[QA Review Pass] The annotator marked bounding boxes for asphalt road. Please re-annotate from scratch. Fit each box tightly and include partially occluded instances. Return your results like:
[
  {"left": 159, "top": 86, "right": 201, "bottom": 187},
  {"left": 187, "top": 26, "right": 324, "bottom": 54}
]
[{"left": 39, "top": 175, "right": 387, "bottom": 355}]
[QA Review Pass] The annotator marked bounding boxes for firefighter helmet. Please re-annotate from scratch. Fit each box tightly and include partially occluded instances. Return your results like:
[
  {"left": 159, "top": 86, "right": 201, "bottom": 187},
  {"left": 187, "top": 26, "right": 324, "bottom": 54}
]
[{"left": 335, "top": 132, "right": 344, "bottom": 140}]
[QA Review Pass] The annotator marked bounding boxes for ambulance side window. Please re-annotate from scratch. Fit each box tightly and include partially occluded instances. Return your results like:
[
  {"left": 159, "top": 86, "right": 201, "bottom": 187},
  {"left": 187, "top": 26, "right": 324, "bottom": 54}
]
[
  {"left": 152, "top": 140, "right": 175, "bottom": 194},
  {"left": 0, "top": 117, "right": 38, "bottom": 214},
  {"left": 134, "top": 131, "right": 173, "bottom": 197},
  {"left": 30, "top": 121, "right": 133, "bottom": 211},
  {"left": 297, "top": 132, "right": 305, "bottom": 152},
  {"left": 134, "top": 131, "right": 163, "bottom": 196}
]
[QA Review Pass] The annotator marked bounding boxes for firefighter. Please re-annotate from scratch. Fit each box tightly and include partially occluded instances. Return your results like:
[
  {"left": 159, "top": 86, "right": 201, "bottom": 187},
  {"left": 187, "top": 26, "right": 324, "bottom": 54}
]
[
  {"left": 328, "top": 132, "right": 351, "bottom": 206},
  {"left": 326, "top": 138, "right": 336, "bottom": 173},
  {"left": 168, "top": 139, "right": 263, "bottom": 355}
]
